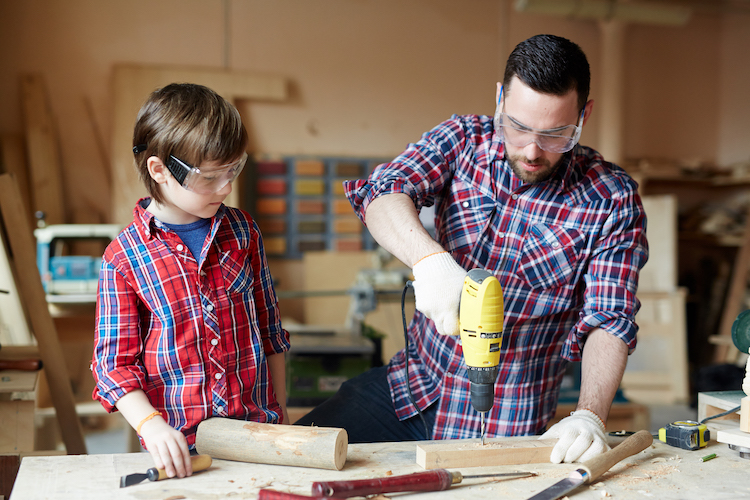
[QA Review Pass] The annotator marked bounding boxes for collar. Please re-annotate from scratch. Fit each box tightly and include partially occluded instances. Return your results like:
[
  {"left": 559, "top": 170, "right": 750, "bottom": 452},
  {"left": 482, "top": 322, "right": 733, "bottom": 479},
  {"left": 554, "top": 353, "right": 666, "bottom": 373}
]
[{"left": 132, "top": 198, "right": 227, "bottom": 239}]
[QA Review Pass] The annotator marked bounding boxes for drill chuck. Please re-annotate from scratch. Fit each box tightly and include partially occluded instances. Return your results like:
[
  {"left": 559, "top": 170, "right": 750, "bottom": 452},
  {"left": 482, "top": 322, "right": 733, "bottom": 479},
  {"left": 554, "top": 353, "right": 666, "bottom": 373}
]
[{"left": 468, "top": 366, "right": 499, "bottom": 413}]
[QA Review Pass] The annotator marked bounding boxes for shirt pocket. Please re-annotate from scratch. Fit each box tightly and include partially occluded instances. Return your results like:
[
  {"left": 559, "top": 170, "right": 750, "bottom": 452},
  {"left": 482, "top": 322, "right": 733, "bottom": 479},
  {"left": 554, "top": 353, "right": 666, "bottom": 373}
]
[
  {"left": 516, "top": 224, "right": 586, "bottom": 290},
  {"left": 441, "top": 181, "right": 495, "bottom": 255},
  {"left": 219, "top": 249, "right": 254, "bottom": 294}
]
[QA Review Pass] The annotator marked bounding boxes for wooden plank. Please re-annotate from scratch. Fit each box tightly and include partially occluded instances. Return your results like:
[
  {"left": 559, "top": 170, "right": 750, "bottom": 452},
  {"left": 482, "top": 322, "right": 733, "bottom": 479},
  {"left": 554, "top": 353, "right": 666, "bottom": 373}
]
[
  {"left": 639, "top": 195, "right": 677, "bottom": 292},
  {"left": 0, "top": 220, "right": 34, "bottom": 346},
  {"left": 716, "top": 427, "right": 750, "bottom": 448},
  {"left": 0, "top": 401, "right": 35, "bottom": 453},
  {"left": 714, "top": 211, "right": 750, "bottom": 363},
  {"left": 0, "top": 134, "right": 32, "bottom": 226},
  {"left": 111, "top": 64, "right": 288, "bottom": 226},
  {"left": 8, "top": 440, "right": 747, "bottom": 500},
  {"left": 0, "top": 174, "right": 86, "bottom": 455},
  {"left": 622, "top": 288, "right": 689, "bottom": 404},
  {"left": 20, "top": 74, "right": 66, "bottom": 225},
  {"left": 416, "top": 438, "right": 556, "bottom": 469},
  {"left": 697, "top": 390, "right": 744, "bottom": 423}
]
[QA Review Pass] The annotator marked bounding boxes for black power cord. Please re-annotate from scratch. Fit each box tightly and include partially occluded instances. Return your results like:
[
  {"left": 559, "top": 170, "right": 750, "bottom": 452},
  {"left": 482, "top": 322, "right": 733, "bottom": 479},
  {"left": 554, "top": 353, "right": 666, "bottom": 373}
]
[{"left": 402, "top": 281, "right": 430, "bottom": 440}]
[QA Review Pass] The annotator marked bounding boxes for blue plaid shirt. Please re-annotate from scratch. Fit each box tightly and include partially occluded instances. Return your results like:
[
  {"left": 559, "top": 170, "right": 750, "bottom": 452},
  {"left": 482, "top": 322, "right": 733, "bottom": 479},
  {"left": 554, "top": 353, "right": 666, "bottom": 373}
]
[{"left": 344, "top": 114, "right": 648, "bottom": 439}]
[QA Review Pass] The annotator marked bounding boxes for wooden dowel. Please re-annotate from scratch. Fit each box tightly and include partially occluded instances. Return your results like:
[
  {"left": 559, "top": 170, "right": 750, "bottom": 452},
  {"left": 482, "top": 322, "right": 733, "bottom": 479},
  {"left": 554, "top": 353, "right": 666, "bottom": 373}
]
[{"left": 195, "top": 418, "right": 347, "bottom": 470}]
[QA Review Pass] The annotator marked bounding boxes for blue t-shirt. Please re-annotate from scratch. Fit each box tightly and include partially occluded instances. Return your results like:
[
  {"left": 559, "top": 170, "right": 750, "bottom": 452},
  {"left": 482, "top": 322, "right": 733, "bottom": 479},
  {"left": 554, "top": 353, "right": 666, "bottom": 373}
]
[{"left": 163, "top": 218, "right": 212, "bottom": 260}]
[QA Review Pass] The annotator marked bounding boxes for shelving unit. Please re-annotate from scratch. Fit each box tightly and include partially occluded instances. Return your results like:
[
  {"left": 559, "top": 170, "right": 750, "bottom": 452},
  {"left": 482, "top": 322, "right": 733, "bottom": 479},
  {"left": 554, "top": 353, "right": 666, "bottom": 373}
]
[
  {"left": 628, "top": 167, "right": 750, "bottom": 372},
  {"left": 248, "top": 155, "right": 388, "bottom": 259}
]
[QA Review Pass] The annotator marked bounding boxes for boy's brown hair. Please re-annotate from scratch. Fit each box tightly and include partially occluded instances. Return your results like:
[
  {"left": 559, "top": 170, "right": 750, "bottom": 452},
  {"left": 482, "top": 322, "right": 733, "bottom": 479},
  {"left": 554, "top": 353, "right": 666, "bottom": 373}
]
[{"left": 132, "top": 83, "right": 248, "bottom": 204}]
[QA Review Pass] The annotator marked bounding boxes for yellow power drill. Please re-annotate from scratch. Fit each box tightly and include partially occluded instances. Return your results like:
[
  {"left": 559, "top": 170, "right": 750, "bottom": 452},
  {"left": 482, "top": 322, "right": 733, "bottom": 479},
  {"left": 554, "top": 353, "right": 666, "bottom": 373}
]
[{"left": 459, "top": 269, "right": 504, "bottom": 445}]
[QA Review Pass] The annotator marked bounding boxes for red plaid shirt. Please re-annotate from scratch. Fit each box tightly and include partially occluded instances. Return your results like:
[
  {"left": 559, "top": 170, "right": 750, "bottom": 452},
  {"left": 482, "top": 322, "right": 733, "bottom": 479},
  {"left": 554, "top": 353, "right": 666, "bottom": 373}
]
[
  {"left": 91, "top": 200, "right": 290, "bottom": 448},
  {"left": 344, "top": 114, "right": 648, "bottom": 439}
]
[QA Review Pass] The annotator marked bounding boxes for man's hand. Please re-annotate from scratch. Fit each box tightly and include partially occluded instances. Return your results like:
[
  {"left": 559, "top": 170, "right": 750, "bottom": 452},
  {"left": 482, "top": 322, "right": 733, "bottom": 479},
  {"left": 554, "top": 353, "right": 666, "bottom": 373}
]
[
  {"left": 411, "top": 252, "right": 467, "bottom": 335},
  {"left": 138, "top": 416, "right": 193, "bottom": 478},
  {"left": 541, "top": 409, "right": 610, "bottom": 463}
]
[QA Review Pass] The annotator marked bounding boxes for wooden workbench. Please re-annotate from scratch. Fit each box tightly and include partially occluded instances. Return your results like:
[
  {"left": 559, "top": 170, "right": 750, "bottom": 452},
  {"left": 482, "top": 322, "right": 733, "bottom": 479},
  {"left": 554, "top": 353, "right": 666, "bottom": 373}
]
[{"left": 9, "top": 437, "right": 750, "bottom": 499}]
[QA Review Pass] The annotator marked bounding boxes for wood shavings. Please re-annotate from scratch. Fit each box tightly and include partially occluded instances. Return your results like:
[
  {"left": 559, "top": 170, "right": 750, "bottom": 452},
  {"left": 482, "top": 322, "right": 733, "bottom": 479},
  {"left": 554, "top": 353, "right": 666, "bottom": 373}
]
[
  {"left": 651, "top": 457, "right": 666, "bottom": 463},
  {"left": 164, "top": 496, "right": 186, "bottom": 500},
  {"left": 599, "top": 490, "right": 611, "bottom": 497},
  {"left": 384, "top": 470, "right": 392, "bottom": 476},
  {"left": 589, "top": 482, "right": 604, "bottom": 489}
]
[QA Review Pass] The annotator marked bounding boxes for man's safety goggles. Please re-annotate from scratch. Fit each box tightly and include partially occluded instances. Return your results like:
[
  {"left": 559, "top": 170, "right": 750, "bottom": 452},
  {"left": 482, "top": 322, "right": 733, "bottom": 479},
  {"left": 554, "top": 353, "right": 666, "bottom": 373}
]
[
  {"left": 494, "top": 88, "right": 585, "bottom": 154},
  {"left": 166, "top": 152, "right": 248, "bottom": 194}
]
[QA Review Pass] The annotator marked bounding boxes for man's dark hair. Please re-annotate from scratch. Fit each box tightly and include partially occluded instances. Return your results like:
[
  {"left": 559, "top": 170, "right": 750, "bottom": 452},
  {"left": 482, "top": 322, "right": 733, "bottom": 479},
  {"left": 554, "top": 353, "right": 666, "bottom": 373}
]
[{"left": 503, "top": 34, "right": 590, "bottom": 111}]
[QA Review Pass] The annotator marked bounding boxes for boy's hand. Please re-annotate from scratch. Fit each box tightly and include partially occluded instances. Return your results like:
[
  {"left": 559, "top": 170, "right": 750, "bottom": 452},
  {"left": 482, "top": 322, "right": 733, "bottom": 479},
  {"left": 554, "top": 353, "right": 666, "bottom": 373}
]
[{"left": 138, "top": 416, "right": 193, "bottom": 478}]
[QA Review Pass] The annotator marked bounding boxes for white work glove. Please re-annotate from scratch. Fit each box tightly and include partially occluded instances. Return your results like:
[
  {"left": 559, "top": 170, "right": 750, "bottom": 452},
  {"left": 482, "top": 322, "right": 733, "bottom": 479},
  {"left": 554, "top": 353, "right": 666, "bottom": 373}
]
[
  {"left": 411, "top": 252, "right": 467, "bottom": 336},
  {"left": 541, "top": 409, "right": 610, "bottom": 463}
]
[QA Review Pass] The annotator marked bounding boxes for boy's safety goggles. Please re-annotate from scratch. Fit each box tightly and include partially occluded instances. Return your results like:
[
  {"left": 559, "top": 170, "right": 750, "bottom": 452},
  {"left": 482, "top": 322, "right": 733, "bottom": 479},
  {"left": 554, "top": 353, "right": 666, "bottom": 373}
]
[
  {"left": 494, "top": 87, "right": 585, "bottom": 154},
  {"left": 166, "top": 153, "right": 248, "bottom": 194}
]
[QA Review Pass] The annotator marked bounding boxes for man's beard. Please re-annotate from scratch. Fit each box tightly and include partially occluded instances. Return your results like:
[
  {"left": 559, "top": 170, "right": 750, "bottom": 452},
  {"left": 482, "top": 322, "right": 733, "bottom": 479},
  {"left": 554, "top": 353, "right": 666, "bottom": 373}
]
[{"left": 508, "top": 154, "right": 565, "bottom": 184}]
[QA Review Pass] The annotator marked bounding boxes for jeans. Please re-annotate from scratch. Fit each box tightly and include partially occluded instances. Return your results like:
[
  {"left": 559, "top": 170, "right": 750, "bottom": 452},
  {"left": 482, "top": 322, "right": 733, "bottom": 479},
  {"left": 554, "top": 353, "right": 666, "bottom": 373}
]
[{"left": 293, "top": 366, "right": 436, "bottom": 443}]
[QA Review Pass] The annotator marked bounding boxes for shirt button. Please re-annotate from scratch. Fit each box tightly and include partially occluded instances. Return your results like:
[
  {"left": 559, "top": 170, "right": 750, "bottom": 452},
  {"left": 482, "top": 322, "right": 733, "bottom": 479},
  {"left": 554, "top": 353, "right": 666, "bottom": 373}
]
[
  {"left": 211, "top": 338, "right": 218, "bottom": 346},
  {"left": 206, "top": 304, "right": 214, "bottom": 312},
  {"left": 176, "top": 244, "right": 184, "bottom": 251},
  {"left": 498, "top": 232, "right": 505, "bottom": 238},
  {"left": 215, "top": 373, "right": 222, "bottom": 380},
  {"left": 511, "top": 194, "right": 518, "bottom": 200},
  {"left": 552, "top": 242, "right": 560, "bottom": 248},
  {"left": 462, "top": 201, "right": 470, "bottom": 208}
]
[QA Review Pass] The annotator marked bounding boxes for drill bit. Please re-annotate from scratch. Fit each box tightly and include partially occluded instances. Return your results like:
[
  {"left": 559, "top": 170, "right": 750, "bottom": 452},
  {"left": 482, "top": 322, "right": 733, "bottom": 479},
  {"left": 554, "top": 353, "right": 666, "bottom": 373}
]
[{"left": 480, "top": 412, "right": 486, "bottom": 446}]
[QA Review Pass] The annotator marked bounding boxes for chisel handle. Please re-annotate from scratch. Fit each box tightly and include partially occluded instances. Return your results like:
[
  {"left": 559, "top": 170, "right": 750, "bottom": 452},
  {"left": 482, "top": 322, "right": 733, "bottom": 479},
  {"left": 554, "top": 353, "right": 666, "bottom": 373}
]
[
  {"left": 0, "top": 359, "right": 42, "bottom": 371},
  {"left": 312, "top": 469, "right": 455, "bottom": 497},
  {"left": 151, "top": 454, "right": 212, "bottom": 481},
  {"left": 259, "top": 490, "right": 325, "bottom": 500},
  {"left": 580, "top": 429, "right": 653, "bottom": 483}
]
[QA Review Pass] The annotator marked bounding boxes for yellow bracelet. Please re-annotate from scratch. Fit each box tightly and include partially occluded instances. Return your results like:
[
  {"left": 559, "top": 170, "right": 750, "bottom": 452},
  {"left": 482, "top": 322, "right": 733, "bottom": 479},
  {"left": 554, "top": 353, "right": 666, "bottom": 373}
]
[{"left": 136, "top": 410, "right": 162, "bottom": 435}]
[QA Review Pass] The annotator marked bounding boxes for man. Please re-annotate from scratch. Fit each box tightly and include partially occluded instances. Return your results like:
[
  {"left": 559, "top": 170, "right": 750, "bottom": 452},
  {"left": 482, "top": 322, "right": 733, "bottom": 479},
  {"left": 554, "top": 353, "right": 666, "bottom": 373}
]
[{"left": 296, "top": 34, "right": 648, "bottom": 464}]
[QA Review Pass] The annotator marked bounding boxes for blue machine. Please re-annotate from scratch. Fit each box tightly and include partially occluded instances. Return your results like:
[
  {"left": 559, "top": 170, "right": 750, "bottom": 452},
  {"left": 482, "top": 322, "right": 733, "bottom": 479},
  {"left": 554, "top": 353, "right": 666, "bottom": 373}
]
[{"left": 34, "top": 224, "right": 121, "bottom": 295}]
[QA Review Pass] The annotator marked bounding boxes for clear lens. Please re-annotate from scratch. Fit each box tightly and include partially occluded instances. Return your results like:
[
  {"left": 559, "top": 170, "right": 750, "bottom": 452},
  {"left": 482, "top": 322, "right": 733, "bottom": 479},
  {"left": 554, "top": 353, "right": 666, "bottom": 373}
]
[
  {"left": 494, "top": 106, "right": 583, "bottom": 154},
  {"left": 170, "top": 153, "right": 247, "bottom": 194}
]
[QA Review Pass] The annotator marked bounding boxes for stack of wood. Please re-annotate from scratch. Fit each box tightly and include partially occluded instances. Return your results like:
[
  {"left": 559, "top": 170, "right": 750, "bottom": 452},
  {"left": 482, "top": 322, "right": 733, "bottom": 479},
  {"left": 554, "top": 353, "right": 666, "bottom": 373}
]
[{"left": 621, "top": 195, "right": 691, "bottom": 404}]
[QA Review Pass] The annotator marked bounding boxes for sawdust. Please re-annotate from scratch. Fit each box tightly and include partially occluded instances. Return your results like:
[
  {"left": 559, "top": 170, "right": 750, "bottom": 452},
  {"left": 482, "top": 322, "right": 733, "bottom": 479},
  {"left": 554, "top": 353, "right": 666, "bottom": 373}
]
[{"left": 605, "top": 461, "right": 681, "bottom": 488}]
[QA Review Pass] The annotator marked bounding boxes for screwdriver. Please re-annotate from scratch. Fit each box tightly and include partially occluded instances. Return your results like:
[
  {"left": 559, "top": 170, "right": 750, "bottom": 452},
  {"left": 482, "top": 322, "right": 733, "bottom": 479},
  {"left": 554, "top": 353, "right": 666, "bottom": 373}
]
[{"left": 310, "top": 468, "right": 535, "bottom": 497}]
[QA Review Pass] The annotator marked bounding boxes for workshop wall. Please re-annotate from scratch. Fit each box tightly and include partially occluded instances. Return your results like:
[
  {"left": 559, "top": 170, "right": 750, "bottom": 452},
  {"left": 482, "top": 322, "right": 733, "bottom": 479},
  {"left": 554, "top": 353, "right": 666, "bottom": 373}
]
[{"left": 1, "top": 0, "right": 749, "bottom": 226}]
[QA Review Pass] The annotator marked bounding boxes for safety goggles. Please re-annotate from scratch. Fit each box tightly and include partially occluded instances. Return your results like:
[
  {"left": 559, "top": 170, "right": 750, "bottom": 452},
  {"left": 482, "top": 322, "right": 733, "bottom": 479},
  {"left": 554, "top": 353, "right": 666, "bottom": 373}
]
[
  {"left": 494, "top": 88, "right": 585, "bottom": 154},
  {"left": 166, "top": 152, "right": 248, "bottom": 194}
]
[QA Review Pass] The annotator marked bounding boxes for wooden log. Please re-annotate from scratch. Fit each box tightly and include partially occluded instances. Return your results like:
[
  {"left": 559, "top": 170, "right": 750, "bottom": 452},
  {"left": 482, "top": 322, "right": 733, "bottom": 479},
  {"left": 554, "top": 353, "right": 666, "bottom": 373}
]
[
  {"left": 416, "top": 438, "right": 556, "bottom": 469},
  {"left": 195, "top": 418, "right": 347, "bottom": 470}
]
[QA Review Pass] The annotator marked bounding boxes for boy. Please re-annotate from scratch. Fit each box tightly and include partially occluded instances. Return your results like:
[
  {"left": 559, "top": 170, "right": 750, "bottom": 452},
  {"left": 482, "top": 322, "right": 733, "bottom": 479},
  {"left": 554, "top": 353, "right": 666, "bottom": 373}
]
[{"left": 91, "top": 83, "right": 290, "bottom": 478}]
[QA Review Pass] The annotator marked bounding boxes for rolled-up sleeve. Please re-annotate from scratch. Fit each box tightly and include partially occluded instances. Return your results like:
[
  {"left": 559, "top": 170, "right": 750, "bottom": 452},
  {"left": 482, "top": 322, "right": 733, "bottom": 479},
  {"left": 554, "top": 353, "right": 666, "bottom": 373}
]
[
  {"left": 344, "top": 116, "right": 472, "bottom": 223},
  {"left": 564, "top": 184, "right": 649, "bottom": 360},
  {"left": 250, "top": 219, "right": 290, "bottom": 356},
  {"left": 91, "top": 259, "right": 147, "bottom": 412}
]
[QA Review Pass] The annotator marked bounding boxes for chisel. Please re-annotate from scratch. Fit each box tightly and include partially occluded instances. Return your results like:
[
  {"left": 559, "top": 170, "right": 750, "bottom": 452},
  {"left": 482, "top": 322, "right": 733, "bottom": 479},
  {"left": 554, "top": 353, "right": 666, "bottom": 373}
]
[
  {"left": 526, "top": 430, "right": 653, "bottom": 500},
  {"left": 311, "top": 468, "right": 535, "bottom": 497},
  {"left": 119, "top": 454, "right": 212, "bottom": 488}
]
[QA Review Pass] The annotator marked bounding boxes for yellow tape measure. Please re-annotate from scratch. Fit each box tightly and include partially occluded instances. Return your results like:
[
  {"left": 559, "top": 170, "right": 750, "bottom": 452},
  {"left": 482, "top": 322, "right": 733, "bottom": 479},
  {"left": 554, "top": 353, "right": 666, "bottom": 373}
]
[{"left": 658, "top": 420, "right": 709, "bottom": 450}]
